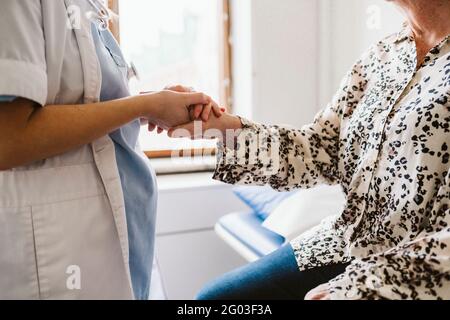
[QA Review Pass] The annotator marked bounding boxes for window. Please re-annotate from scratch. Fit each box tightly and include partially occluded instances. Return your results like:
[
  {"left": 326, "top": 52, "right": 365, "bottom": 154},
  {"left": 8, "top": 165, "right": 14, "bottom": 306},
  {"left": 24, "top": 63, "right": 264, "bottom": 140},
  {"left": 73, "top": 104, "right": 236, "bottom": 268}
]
[{"left": 110, "top": 0, "right": 231, "bottom": 157}]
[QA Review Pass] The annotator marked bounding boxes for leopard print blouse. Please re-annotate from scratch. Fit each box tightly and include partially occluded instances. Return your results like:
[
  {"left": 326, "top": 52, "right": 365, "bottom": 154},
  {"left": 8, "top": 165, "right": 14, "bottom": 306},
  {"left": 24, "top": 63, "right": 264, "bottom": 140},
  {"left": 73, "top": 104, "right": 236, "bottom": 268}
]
[{"left": 213, "top": 24, "right": 450, "bottom": 300}]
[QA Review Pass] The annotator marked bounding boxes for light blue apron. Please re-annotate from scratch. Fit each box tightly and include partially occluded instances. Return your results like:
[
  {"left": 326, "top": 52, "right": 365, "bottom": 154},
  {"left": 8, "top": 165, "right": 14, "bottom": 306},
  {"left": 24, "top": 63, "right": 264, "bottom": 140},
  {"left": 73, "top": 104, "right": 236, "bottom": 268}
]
[{"left": 91, "top": 22, "right": 158, "bottom": 300}]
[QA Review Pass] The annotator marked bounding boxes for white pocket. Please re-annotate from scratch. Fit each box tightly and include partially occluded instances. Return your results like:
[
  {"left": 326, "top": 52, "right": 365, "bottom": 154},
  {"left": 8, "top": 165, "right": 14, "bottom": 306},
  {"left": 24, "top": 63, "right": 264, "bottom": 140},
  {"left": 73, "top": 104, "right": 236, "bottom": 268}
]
[
  {"left": 31, "top": 194, "right": 132, "bottom": 300},
  {"left": 0, "top": 206, "right": 40, "bottom": 299}
]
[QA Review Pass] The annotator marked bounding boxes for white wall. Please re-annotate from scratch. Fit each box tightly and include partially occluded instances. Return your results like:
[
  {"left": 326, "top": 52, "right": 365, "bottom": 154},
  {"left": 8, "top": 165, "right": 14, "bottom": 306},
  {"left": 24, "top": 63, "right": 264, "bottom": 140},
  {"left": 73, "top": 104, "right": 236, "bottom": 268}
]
[
  {"left": 230, "top": 0, "right": 253, "bottom": 119},
  {"left": 155, "top": 173, "right": 248, "bottom": 300},
  {"left": 232, "top": 0, "right": 404, "bottom": 125},
  {"left": 319, "top": 0, "right": 404, "bottom": 106},
  {"left": 232, "top": 0, "right": 320, "bottom": 127},
  {"left": 251, "top": 0, "right": 320, "bottom": 126}
]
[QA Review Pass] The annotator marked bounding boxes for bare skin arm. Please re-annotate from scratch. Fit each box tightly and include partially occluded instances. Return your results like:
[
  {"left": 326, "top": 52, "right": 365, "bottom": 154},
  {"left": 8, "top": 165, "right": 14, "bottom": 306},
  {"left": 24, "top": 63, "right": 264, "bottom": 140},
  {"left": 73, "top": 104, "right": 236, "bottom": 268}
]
[{"left": 0, "top": 91, "right": 212, "bottom": 170}]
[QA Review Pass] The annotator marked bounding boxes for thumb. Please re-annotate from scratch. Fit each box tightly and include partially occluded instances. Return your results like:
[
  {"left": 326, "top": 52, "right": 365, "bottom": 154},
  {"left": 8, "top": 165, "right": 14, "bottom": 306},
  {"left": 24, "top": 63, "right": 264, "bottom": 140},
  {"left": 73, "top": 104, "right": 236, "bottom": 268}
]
[{"left": 183, "top": 92, "right": 210, "bottom": 106}]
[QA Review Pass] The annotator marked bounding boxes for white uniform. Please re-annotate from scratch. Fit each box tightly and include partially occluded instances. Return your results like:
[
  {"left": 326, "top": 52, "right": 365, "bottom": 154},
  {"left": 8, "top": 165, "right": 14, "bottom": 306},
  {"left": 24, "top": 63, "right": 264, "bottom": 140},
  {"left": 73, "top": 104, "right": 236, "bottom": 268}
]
[{"left": 0, "top": 0, "right": 134, "bottom": 299}]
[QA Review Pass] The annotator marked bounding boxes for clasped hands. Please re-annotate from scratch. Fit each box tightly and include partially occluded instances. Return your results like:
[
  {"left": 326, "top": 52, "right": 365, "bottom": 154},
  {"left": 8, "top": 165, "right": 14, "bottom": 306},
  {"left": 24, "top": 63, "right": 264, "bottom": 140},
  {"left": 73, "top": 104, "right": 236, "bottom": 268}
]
[
  {"left": 142, "top": 85, "right": 332, "bottom": 300},
  {"left": 143, "top": 85, "right": 242, "bottom": 143}
]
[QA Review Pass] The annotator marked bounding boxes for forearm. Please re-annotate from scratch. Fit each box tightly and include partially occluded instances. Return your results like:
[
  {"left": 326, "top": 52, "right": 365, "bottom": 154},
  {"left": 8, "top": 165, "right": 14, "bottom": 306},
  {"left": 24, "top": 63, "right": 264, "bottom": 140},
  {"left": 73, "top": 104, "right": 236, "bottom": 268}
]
[
  {"left": 213, "top": 117, "right": 340, "bottom": 191},
  {"left": 0, "top": 95, "right": 153, "bottom": 169}
]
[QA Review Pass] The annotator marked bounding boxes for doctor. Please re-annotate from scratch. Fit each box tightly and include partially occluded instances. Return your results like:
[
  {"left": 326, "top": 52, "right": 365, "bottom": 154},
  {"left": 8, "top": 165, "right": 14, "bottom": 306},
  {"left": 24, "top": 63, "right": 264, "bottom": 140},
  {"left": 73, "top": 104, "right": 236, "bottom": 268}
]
[{"left": 0, "top": 0, "right": 220, "bottom": 300}]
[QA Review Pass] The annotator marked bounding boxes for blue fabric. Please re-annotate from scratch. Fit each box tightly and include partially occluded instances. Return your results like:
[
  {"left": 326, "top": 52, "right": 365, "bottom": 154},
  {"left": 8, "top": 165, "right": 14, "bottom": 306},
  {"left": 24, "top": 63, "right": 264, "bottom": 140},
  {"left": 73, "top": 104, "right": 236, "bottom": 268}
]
[
  {"left": 91, "top": 23, "right": 157, "bottom": 300},
  {"left": 196, "top": 245, "right": 350, "bottom": 300},
  {"left": 0, "top": 96, "right": 16, "bottom": 102},
  {"left": 233, "top": 186, "right": 296, "bottom": 219},
  {"left": 218, "top": 212, "right": 285, "bottom": 258}
]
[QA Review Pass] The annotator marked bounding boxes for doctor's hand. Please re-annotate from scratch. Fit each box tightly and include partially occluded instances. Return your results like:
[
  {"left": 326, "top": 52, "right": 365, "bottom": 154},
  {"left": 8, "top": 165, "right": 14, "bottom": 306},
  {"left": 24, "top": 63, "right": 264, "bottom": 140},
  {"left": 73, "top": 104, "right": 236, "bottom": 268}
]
[
  {"left": 143, "top": 85, "right": 225, "bottom": 134},
  {"left": 139, "top": 90, "right": 218, "bottom": 131},
  {"left": 164, "top": 85, "right": 225, "bottom": 120}
]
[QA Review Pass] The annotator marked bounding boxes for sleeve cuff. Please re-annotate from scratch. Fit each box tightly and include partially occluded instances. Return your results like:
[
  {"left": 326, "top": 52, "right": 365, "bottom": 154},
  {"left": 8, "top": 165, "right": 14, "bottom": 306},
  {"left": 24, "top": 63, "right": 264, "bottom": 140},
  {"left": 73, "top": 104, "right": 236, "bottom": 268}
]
[
  {"left": 214, "top": 116, "right": 254, "bottom": 157},
  {"left": 212, "top": 116, "right": 253, "bottom": 182},
  {"left": 0, "top": 59, "right": 47, "bottom": 106},
  {"left": 212, "top": 116, "right": 281, "bottom": 184}
]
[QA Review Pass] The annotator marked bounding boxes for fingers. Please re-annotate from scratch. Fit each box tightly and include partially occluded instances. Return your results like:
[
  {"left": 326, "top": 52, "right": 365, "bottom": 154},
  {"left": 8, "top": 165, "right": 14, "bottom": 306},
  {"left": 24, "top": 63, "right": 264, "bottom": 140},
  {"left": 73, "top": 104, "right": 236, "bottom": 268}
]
[
  {"left": 189, "top": 108, "right": 197, "bottom": 121},
  {"left": 201, "top": 103, "right": 213, "bottom": 122},
  {"left": 165, "top": 85, "right": 191, "bottom": 92},
  {"left": 167, "top": 86, "right": 207, "bottom": 120},
  {"left": 212, "top": 104, "right": 225, "bottom": 118},
  {"left": 148, "top": 123, "right": 165, "bottom": 134},
  {"left": 199, "top": 101, "right": 225, "bottom": 121},
  {"left": 140, "top": 118, "right": 149, "bottom": 126},
  {"left": 165, "top": 87, "right": 225, "bottom": 121},
  {"left": 148, "top": 123, "right": 156, "bottom": 132},
  {"left": 192, "top": 103, "right": 225, "bottom": 121},
  {"left": 184, "top": 92, "right": 210, "bottom": 107},
  {"left": 193, "top": 104, "right": 203, "bottom": 119}
]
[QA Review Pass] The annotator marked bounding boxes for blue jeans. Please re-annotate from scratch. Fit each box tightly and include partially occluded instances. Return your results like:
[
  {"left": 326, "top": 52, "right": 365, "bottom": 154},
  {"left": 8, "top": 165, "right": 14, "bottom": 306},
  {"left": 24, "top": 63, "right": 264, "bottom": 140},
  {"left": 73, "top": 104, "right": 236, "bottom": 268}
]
[{"left": 197, "top": 245, "right": 349, "bottom": 300}]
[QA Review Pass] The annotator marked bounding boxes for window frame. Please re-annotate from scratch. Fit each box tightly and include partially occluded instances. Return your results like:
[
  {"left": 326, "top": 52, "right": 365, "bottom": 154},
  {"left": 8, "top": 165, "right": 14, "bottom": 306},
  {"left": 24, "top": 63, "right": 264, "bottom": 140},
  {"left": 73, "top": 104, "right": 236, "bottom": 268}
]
[{"left": 108, "top": 0, "right": 232, "bottom": 160}]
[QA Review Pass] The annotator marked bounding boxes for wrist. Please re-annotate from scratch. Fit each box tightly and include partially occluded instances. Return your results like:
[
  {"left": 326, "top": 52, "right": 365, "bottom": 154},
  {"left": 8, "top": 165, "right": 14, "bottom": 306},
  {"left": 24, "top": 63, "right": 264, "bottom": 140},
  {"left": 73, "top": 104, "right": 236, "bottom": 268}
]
[
  {"left": 134, "top": 92, "right": 163, "bottom": 120},
  {"left": 219, "top": 114, "right": 243, "bottom": 148},
  {"left": 221, "top": 114, "right": 243, "bottom": 133},
  {"left": 230, "top": 115, "right": 243, "bottom": 131}
]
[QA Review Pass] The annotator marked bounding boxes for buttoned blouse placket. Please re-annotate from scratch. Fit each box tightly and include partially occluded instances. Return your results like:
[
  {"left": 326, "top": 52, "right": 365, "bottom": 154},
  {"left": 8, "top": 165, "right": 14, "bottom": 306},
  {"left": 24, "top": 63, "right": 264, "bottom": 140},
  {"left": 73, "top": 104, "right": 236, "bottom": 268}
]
[
  {"left": 352, "top": 34, "right": 450, "bottom": 242},
  {"left": 345, "top": 36, "right": 419, "bottom": 241}
]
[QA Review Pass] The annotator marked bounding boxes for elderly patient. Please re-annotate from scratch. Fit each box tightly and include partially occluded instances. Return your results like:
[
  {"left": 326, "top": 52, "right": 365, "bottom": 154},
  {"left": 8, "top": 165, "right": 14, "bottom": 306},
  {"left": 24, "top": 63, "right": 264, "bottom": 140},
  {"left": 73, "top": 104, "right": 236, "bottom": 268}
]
[{"left": 170, "top": 0, "right": 450, "bottom": 300}]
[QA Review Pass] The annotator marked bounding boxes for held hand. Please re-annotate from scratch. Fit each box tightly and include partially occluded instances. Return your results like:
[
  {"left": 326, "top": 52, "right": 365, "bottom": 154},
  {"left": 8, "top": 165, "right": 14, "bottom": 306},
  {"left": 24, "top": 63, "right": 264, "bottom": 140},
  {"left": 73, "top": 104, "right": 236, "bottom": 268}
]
[
  {"left": 168, "top": 112, "right": 243, "bottom": 146},
  {"left": 139, "top": 90, "right": 213, "bottom": 131},
  {"left": 165, "top": 85, "right": 225, "bottom": 121},
  {"left": 304, "top": 283, "right": 331, "bottom": 300},
  {"left": 143, "top": 85, "right": 225, "bottom": 134}
]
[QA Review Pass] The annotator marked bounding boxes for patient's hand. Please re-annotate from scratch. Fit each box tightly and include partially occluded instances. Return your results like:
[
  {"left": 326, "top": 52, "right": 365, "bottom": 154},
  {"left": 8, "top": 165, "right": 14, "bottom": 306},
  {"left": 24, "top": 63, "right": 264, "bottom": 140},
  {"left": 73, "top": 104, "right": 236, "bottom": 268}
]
[
  {"left": 168, "top": 112, "right": 243, "bottom": 147},
  {"left": 304, "top": 283, "right": 331, "bottom": 300}
]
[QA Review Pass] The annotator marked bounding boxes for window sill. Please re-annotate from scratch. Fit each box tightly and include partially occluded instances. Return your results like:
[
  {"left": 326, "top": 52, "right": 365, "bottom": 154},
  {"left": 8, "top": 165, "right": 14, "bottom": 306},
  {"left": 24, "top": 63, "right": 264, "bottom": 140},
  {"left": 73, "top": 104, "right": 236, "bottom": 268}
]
[
  {"left": 149, "top": 155, "right": 216, "bottom": 176},
  {"left": 156, "top": 171, "right": 226, "bottom": 192}
]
